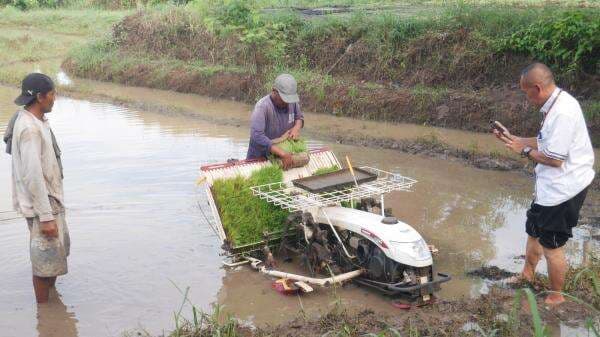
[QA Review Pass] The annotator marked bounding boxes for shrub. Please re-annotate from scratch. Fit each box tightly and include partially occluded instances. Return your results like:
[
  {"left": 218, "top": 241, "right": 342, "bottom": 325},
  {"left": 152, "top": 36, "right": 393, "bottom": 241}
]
[
  {"left": 503, "top": 11, "right": 600, "bottom": 75},
  {"left": 9, "top": 0, "right": 62, "bottom": 10}
]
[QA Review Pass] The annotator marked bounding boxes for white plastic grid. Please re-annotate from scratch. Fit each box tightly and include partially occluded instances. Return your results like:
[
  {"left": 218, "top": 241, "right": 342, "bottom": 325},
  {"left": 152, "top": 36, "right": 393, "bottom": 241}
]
[{"left": 250, "top": 167, "right": 417, "bottom": 212}]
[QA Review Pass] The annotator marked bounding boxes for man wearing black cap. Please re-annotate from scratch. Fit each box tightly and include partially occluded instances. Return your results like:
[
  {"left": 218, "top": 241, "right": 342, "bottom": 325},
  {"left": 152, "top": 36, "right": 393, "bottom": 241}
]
[{"left": 3, "top": 73, "right": 69, "bottom": 303}]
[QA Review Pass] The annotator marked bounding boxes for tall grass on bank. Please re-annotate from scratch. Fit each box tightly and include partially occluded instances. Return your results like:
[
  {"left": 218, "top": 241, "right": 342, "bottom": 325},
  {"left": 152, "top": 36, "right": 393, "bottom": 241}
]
[
  {"left": 65, "top": 2, "right": 600, "bottom": 93},
  {"left": 4, "top": 0, "right": 599, "bottom": 10},
  {"left": 61, "top": 1, "right": 600, "bottom": 144},
  {"left": 0, "top": 6, "right": 128, "bottom": 34},
  {"left": 0, "top": 7, "right": 128, "bottom": 86}
]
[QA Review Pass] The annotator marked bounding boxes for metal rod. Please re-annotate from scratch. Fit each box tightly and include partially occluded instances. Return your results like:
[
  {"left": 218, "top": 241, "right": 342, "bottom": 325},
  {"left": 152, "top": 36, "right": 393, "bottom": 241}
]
[
  {"left": 258, "top": 267, "right": 363, "bottom": 287},
  {"left": 245, "top": 257, "right": 362, "bottom": 287},
  {"left": 222, "top": 259, "right": 251, "bottom": 268},
  {"left": 320, "top": 208, "right": 355, "bottom": 259}
]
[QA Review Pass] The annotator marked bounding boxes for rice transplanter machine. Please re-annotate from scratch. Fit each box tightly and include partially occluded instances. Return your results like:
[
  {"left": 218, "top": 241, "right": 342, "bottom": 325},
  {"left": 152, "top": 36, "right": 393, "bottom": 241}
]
[{"left": 199, "top": 149, "right": 450, "bottom": 302}]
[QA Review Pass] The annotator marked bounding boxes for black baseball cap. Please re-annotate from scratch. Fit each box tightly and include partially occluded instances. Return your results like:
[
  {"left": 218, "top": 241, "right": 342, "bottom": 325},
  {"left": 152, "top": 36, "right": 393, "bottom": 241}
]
[{"left": 14, "top": 73, "right": 55, "bottom": 106}]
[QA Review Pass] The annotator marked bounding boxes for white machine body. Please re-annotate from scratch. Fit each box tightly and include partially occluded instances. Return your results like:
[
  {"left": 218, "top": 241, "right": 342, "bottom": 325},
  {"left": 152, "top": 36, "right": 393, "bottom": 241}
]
[{"left": 312, "top": 206, "right": 433, "bottom": 268}]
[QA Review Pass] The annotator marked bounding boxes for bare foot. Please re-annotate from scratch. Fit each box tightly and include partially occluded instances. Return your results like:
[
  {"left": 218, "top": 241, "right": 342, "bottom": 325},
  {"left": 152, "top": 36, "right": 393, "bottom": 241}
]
[{"left": 544, "top": 293, "right": 565, "bottom": 306}]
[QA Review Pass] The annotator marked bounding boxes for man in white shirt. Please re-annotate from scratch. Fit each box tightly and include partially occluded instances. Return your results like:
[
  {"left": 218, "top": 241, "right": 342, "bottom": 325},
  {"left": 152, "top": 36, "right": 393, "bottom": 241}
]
[
  {"left": 4, "top": 73, "right": 69, "bottom": 303},
  {"left": 492, "top": 63, "right": 595, "bottom": 305}
]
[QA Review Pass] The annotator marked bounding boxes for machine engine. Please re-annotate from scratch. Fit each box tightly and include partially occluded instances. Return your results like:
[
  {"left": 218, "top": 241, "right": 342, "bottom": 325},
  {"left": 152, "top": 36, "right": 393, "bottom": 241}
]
[{"left": 284, "top": 210, "right": 437, "bottom": 300}]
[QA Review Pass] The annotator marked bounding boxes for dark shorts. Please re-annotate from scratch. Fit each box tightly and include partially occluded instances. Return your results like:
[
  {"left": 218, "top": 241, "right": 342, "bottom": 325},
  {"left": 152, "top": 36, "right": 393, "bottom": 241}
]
[{"left": 525, "top": 186, "right": 588, "bottom": 249}]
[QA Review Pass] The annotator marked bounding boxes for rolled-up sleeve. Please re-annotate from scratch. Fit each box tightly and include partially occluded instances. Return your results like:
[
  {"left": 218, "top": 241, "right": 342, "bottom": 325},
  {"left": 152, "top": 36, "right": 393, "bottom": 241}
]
[
  {"left": 250, "top": 102, "right": 273, "bottom": 149},
  {"left": 18, "top": 128, "right": 54, "bottom": 222},
  {"left": 294, "top": 103, "right": 304, "bottom": 126}
]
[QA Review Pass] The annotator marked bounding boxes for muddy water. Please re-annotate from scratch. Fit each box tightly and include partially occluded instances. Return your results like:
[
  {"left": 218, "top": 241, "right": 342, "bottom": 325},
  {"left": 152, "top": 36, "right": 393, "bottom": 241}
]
[{"left": 0, "top": 83, "right": 597, "bottom": 337}]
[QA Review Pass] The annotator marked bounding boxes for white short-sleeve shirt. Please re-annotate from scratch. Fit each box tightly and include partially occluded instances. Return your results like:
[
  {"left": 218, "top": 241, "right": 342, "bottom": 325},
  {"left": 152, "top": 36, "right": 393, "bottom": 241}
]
[{"left": 535, "top": 88, "right": 595, "bottom": 206}]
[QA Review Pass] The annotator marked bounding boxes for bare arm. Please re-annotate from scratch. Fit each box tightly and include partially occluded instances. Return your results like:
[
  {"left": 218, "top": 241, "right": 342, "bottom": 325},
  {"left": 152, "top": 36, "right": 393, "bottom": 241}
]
[
  {"left": 518, "top": 137, "right": 538, "bottom": 150},
  {"left": 498, "top": 133, "right": 563, "bottom": 168},
  {"left": 288, "top": 119, "right": 303, "bottom": 140},
  {"left": 289, "top": 102, "right": 304, "bottom": 140}
]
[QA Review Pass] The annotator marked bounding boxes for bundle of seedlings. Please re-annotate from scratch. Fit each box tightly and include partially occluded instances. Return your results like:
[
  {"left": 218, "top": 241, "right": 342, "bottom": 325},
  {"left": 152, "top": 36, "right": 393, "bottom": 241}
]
[
  {"left": 269, "top": 138, "right": 310, "bottom": 168},
  {"left": 212, "top": 165, "right": 289, "bottom": 246}
]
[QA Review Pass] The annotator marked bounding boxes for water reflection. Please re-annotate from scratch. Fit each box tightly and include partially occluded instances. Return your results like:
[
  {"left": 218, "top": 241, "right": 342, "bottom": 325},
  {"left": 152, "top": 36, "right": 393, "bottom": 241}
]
[{"left": 37, "top": 290, "right": 78, "bottom": 337}]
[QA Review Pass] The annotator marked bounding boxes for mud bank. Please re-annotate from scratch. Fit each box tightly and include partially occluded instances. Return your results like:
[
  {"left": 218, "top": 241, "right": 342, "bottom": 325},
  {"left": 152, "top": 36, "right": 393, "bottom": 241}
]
[
  {"left": 329, "top": 132, "right": 524, "bottom": 171},
  {"left": 167, "top": 285, "right": 597, "bottom": 337},
  {"left": 166, "top": 262, "right": 599, "bottom": 337},
  {"left": 57, "top": 80, "right": 600, "bottom": 206},
  {"left": 62, "top": 8, "right": 600, "bottom": 147},
  {"left": 51, "top": 79, "right": 526, "bottom": 172}
]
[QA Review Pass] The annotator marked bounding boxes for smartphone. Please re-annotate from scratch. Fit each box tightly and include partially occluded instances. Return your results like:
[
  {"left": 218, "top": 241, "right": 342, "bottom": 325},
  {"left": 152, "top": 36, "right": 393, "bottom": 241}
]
[{"left": 489, "top": 120, "right": 507, "bottom": 135}]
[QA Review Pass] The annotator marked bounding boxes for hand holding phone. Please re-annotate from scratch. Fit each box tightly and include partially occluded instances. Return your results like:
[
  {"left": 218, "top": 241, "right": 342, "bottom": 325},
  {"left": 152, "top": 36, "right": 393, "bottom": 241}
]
[{"left": 489, "top": 120, "right": 509, "bottom": 137}]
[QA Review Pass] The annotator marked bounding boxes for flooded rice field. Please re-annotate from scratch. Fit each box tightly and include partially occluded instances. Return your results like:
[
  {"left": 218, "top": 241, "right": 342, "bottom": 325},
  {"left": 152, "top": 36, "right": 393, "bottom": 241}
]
[{"left": 0, "top": 83, "right": 597, "bottom": 337}]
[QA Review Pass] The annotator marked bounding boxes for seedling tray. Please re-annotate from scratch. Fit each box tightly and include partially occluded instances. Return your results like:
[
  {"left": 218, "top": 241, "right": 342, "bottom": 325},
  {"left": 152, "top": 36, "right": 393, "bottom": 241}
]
[{"left": 292, "top": 167, "right": 377, "bottom": 193}]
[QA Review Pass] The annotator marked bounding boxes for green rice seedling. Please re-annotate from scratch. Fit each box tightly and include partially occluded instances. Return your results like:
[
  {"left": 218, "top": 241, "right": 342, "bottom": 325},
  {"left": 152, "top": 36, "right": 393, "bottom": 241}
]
[
  {"left": 277, "top": 138, "right": 307, "bottom": 154},
  {"left": 268, "top": 138, "right": 308, "bottom": 165},
  {"left": 314, "top": 165, "right": 340, "bottom": 175},
  {"left": 212, "top": 165, "right": 289, "bottom": 246}
]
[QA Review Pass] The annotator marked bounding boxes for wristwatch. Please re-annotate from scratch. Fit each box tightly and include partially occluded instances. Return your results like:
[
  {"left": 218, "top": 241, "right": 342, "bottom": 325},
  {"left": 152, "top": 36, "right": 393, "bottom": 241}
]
[{"left": 521, "top": 146, "right": 533, "bottom": 158}]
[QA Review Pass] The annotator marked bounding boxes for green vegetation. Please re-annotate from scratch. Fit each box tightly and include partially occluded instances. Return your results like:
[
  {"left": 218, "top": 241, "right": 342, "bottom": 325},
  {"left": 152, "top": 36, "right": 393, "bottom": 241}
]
[
  {"left": 502, "top": 11, "right": 599, "bottom": 76},
  {"left": 4, "top": 0, "right": 600, "bottom": 10},
  {"left": 276, "top": 138, "right": 307, "bottom": 154},
  {"left": 61, "top": 1, "right": 600, "bottom": 145},
  {"left": 314, "top": 165, "right": 340, "bottom": 175},
  {"left": 0, "top": 7, "right": 128, "bottom": 86},
  {"left": 164, "top": 274, "right": 600, "bottom": 337},
  {"left": 212, "top": 165, "right": 289, "bottom": 246},
  {"left": 165, "top": 258, "right": 600, "bottom": 336},
  {"left": 0, "top": 0, "right": 190, "bottom": 10},
  {"left": 0, "top": 7, "right": 127, "bottom": 39}
]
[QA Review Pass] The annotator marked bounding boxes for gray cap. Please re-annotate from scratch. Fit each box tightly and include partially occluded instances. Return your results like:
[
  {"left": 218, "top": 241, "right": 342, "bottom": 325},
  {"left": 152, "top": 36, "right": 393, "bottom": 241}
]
[{"left": 273, "top": 73, "right": 299, "bottom": 103}]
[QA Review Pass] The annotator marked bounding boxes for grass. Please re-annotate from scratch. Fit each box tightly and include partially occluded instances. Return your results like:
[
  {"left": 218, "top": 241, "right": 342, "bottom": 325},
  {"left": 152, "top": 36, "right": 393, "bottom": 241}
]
[
  {"left": 164, "top": 283, "right": 600, "bottom": 336},
  {"left": 59, "top": 2, "right": 600, "bottom": 146},
  {"left": 0, "top": 7, "right": 128, "bottom": 36},
  {"left": 0, "top": 7, "right": 128, "bottom": 86},
  {"left": 212, "top": 165, "right": 289, "bottom": 246}
]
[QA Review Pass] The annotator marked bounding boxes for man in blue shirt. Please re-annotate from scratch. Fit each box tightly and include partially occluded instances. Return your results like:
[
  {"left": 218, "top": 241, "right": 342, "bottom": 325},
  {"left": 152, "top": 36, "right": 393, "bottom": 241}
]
[{"left": 246, "top": 74, "right": 304, "bottom": 169}]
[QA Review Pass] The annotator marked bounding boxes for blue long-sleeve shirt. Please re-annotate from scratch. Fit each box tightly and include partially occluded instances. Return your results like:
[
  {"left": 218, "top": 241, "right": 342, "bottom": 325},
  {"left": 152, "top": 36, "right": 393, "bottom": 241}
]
[{"left": 246, "top": 95, "right": 304, "bottom": 159}]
